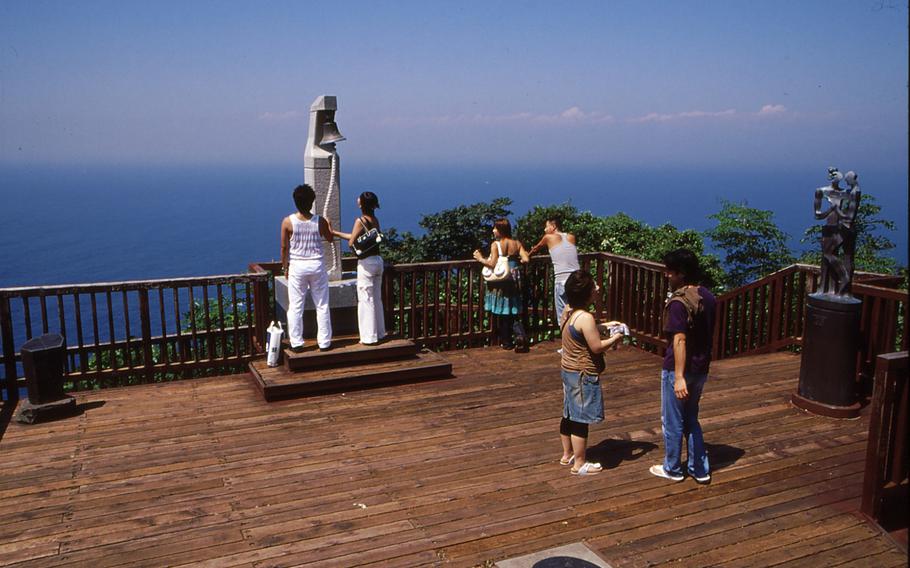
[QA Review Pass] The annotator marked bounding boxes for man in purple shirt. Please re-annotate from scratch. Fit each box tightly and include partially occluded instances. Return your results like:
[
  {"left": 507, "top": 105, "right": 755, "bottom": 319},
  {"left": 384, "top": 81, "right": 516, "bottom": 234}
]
[{"left": 650, "top": 249, "right": 717, "bottom": 484}]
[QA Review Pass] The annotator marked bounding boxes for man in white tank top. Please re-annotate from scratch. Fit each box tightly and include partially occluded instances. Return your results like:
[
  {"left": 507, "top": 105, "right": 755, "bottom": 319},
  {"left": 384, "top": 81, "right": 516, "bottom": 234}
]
[
  {"left": 280, "top": 185, "right": 335, "bottom": 351},
  {"left": 529, "top": 218, "right": 580, "bottom": 325}
]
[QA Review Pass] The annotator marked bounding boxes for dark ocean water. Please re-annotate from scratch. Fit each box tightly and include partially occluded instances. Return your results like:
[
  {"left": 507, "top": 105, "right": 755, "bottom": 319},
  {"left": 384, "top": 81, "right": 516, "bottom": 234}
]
[{"left": 0, "top": 162, "right": 906, "bottom": 288}]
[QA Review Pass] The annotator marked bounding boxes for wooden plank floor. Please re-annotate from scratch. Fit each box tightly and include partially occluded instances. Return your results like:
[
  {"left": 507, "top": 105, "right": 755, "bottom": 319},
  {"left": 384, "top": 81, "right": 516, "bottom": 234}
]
[{"left": 0, "top": 345, "right": 905, "bottom": 567}]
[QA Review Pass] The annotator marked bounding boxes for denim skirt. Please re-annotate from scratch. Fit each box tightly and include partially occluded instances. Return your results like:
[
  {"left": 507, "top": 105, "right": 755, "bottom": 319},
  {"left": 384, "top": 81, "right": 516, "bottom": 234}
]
[{"left": 562, "top": 369, "right": 604, "bottom": 424}]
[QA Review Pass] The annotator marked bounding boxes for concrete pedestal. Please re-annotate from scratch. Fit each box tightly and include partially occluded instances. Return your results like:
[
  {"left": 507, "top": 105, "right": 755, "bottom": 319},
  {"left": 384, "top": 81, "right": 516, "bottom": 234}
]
[
  {"left": 274, "top": 273, "right": 359, "bottom": 339},
  {"left": 792, "top": 293, "right": 862, "bottom": 418}
]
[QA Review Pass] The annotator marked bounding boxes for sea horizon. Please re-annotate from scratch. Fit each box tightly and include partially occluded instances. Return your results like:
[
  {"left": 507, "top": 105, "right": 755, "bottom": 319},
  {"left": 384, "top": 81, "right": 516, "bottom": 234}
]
[{"left": 0, "top": 161, "right": 906, "bottom": 289}]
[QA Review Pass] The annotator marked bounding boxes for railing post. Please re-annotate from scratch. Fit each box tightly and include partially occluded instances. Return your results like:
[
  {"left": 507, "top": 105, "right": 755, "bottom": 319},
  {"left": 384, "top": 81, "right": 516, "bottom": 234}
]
[
  {"left": 0, "top": 295, "right": 19, "bottom": 403},
  {"left": 138, "top": 288, "right": 154, "bottom": 380},
  {"left": 251, "top": 274, "right": 271, "bottom": 353},
  {"left": 382, "top": 265, "right": 395, "bottom": 338},
  {"left": 861, "top": 351, "right": 909, "bottom": 522}
]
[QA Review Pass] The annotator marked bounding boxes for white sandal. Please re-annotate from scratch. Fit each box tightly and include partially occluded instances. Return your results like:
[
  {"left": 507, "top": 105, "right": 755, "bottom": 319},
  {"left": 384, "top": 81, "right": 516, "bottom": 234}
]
[{"left": 571, "top": 462, "right": 603, "bottom": 475}]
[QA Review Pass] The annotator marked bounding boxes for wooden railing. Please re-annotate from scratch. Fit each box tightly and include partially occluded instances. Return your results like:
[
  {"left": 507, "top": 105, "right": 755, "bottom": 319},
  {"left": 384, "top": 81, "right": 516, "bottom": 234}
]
[
  {"left": 381, "top": 252, "right": 666, "bottom": 352},
  {"left": 0, "top": 272, "right": 271, "bottom": 400},
  {"left": 861, "top": 351, "right": 909, "bottom": 531},
  {"left": 3, "top": 253, "right": 902, "bottom": 401},
  {"left": 711, "top": 264, "right": 909, "bottom": 385},
  {"left": 600, "top": 253, "right": 668, "bottom": 353},
  {"left": 384, "top": 256, "right": 906, "bottom": 385}
]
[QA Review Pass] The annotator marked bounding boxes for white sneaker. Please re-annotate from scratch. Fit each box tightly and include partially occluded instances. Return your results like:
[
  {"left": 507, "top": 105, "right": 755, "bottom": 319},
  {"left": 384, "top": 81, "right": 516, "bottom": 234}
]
[
  {"left": 557, "top": 348, "right": 563, "bottom": 354},
  {"left": 689, "top": 471, "right": 711, "bottom": 484},
  {"left": 649, "top": 464, "right": 684, "bottom": 482}
]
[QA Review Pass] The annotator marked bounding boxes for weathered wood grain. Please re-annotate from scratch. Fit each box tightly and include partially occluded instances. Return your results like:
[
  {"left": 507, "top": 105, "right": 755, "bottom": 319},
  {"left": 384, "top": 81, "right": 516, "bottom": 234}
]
[{"left": 0, "top": 347, "right": 904, "bottom": 567}]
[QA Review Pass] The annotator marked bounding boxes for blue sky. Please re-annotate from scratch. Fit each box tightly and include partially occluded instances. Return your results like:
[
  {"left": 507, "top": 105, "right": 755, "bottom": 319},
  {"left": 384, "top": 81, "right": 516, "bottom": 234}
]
[{"left": 1, "top": 0, "right": 907, "bottom": 169}]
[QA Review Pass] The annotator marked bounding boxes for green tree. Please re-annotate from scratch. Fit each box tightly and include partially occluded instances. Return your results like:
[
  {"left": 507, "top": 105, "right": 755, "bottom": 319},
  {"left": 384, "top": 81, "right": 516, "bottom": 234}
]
[
  {"left": 378, "top": 227, "right": 424, "bottom": 264},
  {"left": 515, "top": 208, "right": 725, "bottom": 288},
  {"left": 596, "top": 213, "right": 724, "bottom": 288},
  {"left": 515, "top": 203, "right": 582, "bottom": 249},
  {"left": 799, "top": 192, "right": 899, "bottom": 275},
  {"left": 419, "top": 197, "right": 513, "bottom": 260},
  {"left": 705, "top": 200, "right": 794, "bottom": 288},
  {"left": 383, "top": 197, "right": 514, "bottom": 262}
]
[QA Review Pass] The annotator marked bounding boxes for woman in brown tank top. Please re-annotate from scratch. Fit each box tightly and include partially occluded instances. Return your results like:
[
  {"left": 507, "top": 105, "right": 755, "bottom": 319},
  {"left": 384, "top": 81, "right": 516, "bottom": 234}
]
[{"left": 559, "top": 270, "right": 626, "bottom": 475}]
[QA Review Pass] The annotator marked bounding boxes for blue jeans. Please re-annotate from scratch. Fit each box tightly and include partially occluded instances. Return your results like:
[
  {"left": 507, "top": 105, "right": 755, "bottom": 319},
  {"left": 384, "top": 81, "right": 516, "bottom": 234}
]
[{"left": 660, "top": 370, "right": 710, "bottom": 478}]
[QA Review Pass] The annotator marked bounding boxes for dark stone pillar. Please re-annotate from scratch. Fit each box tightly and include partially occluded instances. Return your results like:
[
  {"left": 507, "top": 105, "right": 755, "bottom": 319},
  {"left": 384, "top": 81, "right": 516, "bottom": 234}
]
[{"left": 792, "top": 294, "right": 862, "bottom": 418}]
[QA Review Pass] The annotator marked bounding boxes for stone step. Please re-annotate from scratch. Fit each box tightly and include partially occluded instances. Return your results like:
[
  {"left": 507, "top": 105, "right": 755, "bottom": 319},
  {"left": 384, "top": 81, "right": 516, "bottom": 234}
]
[
  {"left": 249, "top": 350, "right": 453, "bottom": 401},
  {"left": 282, "top": 336, "right": 419, "bottom": 372}
]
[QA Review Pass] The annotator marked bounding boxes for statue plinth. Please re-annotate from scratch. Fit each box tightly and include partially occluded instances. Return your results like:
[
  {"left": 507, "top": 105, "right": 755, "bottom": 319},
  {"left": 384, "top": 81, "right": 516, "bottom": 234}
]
[
  {"left": 273, "top": 274, "right": 359, "bottom": 338},
  {"left": 792, "top": 293, "right": 862, "bottom": 418}
]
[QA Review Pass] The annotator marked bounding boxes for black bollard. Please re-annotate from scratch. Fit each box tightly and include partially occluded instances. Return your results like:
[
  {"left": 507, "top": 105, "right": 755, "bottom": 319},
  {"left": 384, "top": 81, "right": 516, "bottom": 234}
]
[
  {"left": 792, "top": 294, "right": 862, "bottom": 418},
  {"left": 16, "top": 333, "right": 76, "bottom": 424}
]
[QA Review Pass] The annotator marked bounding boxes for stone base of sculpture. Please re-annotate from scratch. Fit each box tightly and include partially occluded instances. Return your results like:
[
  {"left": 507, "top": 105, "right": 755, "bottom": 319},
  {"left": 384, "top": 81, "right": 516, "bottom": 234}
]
[
  {"left": 792, "top": 293, "right": 862, "bottom": 418},
  {"left": 273, "top": 274, "right": 360, "bottom": 338}
]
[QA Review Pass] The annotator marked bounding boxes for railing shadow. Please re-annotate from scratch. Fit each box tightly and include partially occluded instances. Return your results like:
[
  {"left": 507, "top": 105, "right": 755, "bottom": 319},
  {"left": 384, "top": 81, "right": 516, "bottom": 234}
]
[{"left": 588, "top": 438, "right": 658, "bottom": 470}]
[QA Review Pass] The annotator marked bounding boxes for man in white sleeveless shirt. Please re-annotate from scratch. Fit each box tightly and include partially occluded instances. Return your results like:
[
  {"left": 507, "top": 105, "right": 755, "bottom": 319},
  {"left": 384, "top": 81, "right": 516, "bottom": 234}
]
[
  {"left": 529, "top": 218, "right": 580, "bottom": 324},
  {"left": 280, "top": 185, "right": 335, "bottom": 351}
]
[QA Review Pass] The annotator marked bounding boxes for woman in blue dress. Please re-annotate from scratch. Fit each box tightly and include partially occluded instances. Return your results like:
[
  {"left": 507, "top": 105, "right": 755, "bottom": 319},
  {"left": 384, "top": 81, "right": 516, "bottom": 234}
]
[{"left": 473, "top": 219, "right": 530, "bottom": 351}]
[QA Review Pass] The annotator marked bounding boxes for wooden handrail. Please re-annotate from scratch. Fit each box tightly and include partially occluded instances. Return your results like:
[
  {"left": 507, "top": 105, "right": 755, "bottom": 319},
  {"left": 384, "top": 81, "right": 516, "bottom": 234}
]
[
  {"left": 0, "top": 272, "right": 272, "bottom": 399},
  {"left": 3, "top": 254, "right": 902, "bottom": 401},
  {"left": 0, "top": 272, "right": 269, "bottom": 296},
  {"left": 861, "top": 351, "right": 909, "bottom": 529},
  {"left": 379, "top": 255, "right": 905, "bottom": 380}
]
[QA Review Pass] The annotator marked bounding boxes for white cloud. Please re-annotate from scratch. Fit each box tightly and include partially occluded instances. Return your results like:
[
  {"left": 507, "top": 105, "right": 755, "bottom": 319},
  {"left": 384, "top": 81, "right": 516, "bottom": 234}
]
[
  {"left": 381, "top": 104, "right": 792, "bottom": 128},
  {"left": 758, "top": 104, "right": 787, "bottom": 115},
  {"left": 627, "top": 108, "right": 737, "bottom": 123},
  {"left": 379, "top": 106, "right": 614, "bottom": 126},
  {"left": 258, "top": 110, "right": 304, "bottom": 121}
]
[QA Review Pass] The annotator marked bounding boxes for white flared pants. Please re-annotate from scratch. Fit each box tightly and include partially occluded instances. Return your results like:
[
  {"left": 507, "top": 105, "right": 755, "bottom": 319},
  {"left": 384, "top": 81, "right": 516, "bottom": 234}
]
[
  {"left": 356, "top": 256, "right": 386, "bottom": 344},
  {"left": 287, "top": 259, "right": 332, "bottom": 349}
]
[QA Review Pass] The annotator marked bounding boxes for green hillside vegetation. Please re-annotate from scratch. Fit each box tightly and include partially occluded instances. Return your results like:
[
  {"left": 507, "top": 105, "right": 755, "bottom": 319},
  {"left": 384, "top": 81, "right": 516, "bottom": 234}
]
[{"left": 381, "top": 195, "right": 902, "bottom": 292}]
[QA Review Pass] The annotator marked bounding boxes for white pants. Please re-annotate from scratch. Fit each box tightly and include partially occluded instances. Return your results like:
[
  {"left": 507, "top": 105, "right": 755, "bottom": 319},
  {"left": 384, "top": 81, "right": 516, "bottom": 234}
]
[
  {"left": 356, "top": 256, "right": 386, "bottom": 344},
  {"left": 554, "top": 273, "right": 570, "bottom": 323},
  {"left": 287, "top": 259, "right": 332, "bottom": 349}
]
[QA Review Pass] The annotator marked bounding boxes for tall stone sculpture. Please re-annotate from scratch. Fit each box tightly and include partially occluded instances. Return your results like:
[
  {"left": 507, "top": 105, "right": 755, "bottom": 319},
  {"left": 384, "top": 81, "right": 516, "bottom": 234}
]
[
  {"left": 304, "top": 95, "right": 345, "bottom": 281},
  {"left": 793, "top": 167, "right": 863, "bottom": 418}
]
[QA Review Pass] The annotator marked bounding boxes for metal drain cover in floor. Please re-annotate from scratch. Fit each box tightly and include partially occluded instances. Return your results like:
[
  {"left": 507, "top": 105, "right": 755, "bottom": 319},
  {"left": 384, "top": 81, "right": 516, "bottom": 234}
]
[{"left": 495, "top": 542, "right": 612, "bottom": 568}]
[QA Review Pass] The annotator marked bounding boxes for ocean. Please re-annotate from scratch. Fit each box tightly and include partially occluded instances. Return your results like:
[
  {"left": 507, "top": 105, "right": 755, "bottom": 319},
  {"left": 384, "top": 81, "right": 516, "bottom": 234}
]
[{"left": 0, "top": 162, "right": 906, "bottom": 288}]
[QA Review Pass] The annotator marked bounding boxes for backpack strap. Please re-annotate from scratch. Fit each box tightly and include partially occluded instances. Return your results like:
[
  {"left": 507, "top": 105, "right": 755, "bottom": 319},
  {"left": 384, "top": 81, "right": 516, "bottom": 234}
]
[{"left": 663, "top": 286, "right": 703, "bottom": 331}]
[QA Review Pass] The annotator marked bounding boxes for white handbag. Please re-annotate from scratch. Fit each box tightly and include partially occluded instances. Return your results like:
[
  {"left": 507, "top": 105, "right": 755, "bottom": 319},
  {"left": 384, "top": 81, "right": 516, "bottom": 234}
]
[{"left": 482, "top": 242, "right": 511, "bottom": 282}]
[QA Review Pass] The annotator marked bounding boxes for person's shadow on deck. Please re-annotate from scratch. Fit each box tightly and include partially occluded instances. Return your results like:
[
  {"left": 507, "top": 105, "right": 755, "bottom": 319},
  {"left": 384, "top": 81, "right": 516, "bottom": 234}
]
[
  {"left": 587, "top": 438, "right": 658, "bottom": 469},
  {"left": 705, "top": 443, "right": 746, "bottom": 471}
]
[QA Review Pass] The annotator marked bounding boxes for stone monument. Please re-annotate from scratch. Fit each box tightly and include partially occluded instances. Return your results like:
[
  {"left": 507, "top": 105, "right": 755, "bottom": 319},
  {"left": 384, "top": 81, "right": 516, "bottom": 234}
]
[
  {"left": 273, "top": 95, "right": 359, "bottom": 338},
  {"left": 304, "top": 95, "right": 345, "bottom": 281},
  {"left": 792, "top": 167, "right": 863, "bottom": 418}
]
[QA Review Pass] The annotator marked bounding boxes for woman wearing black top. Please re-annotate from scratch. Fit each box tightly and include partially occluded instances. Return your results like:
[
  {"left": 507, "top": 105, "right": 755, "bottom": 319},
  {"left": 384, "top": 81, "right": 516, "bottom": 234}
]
[{"left": 332, "top": 191, "right": 386, "bottom": 345}]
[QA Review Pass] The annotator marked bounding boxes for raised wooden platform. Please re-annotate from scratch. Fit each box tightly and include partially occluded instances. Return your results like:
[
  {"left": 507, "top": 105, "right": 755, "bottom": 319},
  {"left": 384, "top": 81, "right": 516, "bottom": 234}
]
[
  {"left": 250, "top": 337, "right": 452, "bottom": 401},
  {"left": 0, "top": 346, "right": 905, "bottom": 567},
  {"left": 282, "top": 336, "right": 420, "bottom": 371}
]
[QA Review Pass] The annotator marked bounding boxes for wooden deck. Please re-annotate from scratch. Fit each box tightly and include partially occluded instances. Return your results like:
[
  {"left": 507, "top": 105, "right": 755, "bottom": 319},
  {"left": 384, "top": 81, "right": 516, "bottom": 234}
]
[{"left": 0, "top": 345, "right": 905, "bottom": 567}]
